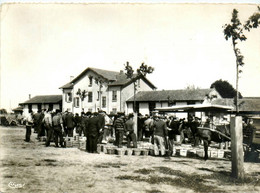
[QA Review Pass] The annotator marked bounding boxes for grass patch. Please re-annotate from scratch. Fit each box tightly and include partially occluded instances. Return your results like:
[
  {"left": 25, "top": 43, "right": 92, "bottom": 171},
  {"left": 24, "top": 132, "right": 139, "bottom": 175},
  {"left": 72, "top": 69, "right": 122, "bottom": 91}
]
[
  {"left": 3, "top": 175, "right": 13, "bottom": 178},
  {"left": 134, "top": 168, "right": 155, "bottom": 175},
  {"left": 43, "top": 159, "right": 57, "bottom": 162},
  {"left": 94, "top": 162, "right": 127, "bottom": 168}
]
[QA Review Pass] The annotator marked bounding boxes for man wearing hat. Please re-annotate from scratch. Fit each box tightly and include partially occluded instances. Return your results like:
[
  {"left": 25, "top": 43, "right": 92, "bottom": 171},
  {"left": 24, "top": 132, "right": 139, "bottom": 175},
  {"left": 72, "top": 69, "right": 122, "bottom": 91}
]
[
  {"left": 114, "top": 112, "right": 125, "bottom": 148},
  {"left": 52, "top": 109, "right": 65, "bottom": 147},
  {"left": 124, "top": 113, "right": 137, "bottom": 148},
  {"left": 87, "top": 112, "right": 101, "bottom": 153},
  {"left": 152, "top": 115, "right": 168, "bottom": 156}
]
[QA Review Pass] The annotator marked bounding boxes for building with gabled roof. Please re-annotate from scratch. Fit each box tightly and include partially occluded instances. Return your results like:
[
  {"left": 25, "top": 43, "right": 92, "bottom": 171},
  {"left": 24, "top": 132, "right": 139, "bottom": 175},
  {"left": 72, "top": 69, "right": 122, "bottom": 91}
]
[
  {"left": 127, "top": 88, "right": 222, "bottom": 116},
  {"left": 19, "top": 95, "right": 62, "bottom": 115},
  {"left": 60, "top": 67, "right": 156, "bottom": 114},
  {"left": 212, "top": 97, "right": 260, "bottom": 116}
]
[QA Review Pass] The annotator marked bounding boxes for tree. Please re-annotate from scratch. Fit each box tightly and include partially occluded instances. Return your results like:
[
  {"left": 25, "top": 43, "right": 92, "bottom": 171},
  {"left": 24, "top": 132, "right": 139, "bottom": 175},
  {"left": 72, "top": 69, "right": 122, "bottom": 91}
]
[
  {"left": 244, "top": 6, "right": 260, "bottom": 31},
  {"left": 210, "top": 79, "right": 242, "bottom": 98},
  {"left": 223, "top": 9, "right": 247, "bottom": 113},
  {"left": 95, "top": 77, "right": 104, "bottom": 110},
  {"left": 124, "top": 62, "right": 154, "bottom": 112}
]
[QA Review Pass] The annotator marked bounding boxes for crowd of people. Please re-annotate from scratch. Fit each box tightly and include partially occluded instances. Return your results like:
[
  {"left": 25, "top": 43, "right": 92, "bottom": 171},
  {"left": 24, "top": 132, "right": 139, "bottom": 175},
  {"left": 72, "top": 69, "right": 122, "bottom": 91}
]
[{"left": 23, "top": 108, "right": 207, "bottom": 156}]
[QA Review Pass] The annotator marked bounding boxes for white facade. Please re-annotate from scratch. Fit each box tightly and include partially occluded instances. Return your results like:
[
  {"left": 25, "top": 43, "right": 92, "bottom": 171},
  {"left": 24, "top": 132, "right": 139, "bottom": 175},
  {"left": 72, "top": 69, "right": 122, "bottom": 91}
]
[{"left": 61, "top": 70, "right": 155, "bottom": 114}]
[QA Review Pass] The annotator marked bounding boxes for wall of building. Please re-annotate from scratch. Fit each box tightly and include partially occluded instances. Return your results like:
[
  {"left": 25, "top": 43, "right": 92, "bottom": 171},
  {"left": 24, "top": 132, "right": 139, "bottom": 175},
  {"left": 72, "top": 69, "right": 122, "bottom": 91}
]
[
  {"left": 139, "top": 102, "right": 149, "bottom": 115},
  {"left": 63, "top": 71, "right": 110, "bottom": 114},
  {"left": 62, "top": 89, "right": 73, "bottom": 112},
  {"left": 107, "top": 86, "right": 121, "bottom": 114},
  {"left": 123, "top": 78, "right": 154, "bottom": 114}
]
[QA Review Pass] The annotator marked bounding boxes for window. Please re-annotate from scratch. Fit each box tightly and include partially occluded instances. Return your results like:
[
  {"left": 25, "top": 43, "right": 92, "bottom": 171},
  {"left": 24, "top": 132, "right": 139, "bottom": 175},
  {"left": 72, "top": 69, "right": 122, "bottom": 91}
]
[
  {"left": 88, "top": 108, "right": 92, "bottom": 112},
  {"left": 89, "top": 76, "right": 93, "bottom": 87},
  {"left": 102, "top": 96, "right": 106, "bottom": 108},
  {"left": 88, "top": 92, "right": 93, "bottom": 102},
  {"left": 112, "top": 108, "right": 117, "bottom": 114},
  {"left": 49, "top": 104, "right": 53, "bottom": 111},
  {"left": 97, "top": 91, "right": 100, "bottom": 101},
  {"left": 65, "top": 92, "right": 72, "bottom": 102},
  {"left": 74, "top": 97, "right": 80, "bottom": 108},
  {"left": 137, "top": 79, "right": 140, "bottom": 88},
  {"left": 112, "top": 90, "right": 117, "bottom": 102}
]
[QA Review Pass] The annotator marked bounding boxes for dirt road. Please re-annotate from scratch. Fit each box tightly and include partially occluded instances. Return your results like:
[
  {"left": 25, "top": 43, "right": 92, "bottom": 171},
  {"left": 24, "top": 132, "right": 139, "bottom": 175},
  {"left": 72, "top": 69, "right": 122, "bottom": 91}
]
[{"left": 0, "top": 126, "right": 259, "bottom": 193}]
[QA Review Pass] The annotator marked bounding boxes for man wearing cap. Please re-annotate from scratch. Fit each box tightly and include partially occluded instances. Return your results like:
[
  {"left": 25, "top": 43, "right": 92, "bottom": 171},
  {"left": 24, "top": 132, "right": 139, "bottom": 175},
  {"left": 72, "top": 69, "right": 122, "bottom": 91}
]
[
  {"left": 152, "top": 115, "right": 168, "bottom": 156},
  {"left": 87, "top": 112, "right": 101, "bottom": 153},
  {"left": 65, "top": 111, "right": 76, "bottom": 137},
  {"left": 81, "top": 112, "right": 91, "bottom": 152},
  {"left": 52, "top": 109, "right": 65, "bottom": 147},
  {"left": 125, "top": 113, "right": 137, "bottom": 148},
  {"left": 114, "top": 112, "right": 125, "bottom": 148},
  {"left": 44, "top": 109, "right": 53, "bottom": 147}
]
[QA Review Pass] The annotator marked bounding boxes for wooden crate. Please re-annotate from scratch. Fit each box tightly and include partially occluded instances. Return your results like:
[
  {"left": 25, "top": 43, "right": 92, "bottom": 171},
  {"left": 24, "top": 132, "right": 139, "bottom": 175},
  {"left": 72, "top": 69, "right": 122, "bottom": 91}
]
[
  {"left": 210, "top": 150, "right": 218, "bottom": 158},
  {"left": 217, "top": 150, "right": 225, "bottom": 158},
  {"left": 180, "top": 149, "right": 188, "bottom": 157},
  {"left": 196, "top": 150, "right": 205, "bottom": 158}
]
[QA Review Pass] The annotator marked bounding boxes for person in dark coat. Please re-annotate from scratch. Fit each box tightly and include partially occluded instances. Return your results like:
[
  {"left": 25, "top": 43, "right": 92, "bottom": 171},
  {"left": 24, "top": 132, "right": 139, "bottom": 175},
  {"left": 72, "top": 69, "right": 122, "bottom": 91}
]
[
  {"left": 97, "top": 110, "right": 106, "bottom": 144},
  {"left": 137, "top": 113, "right": 145, "bottom": 141},
  {"left": 75, "top": 113, "right": 82, "bottom": 136},
  {"left": 37, "top": 109, "right": 45, "bottom": 140},
  {"left": 81, "top": 112, "right": 91, "bottom": 152},
  {"left": 124, "top": 113, "right": 137, "bottom": 148},
  {"left": 87, "top": 112, "right": 101, "bottom": 153},
  {"left": 65, "top": 112, "right": 75, "bottom": 137},
  {"left": 33, "top": 110, "right": 41, "bottom": 134},
  {"left": 52, "top": 109, "right": 65, "bottom": 148},
  {"left": 114, "top": 112, "right": 125, "bottom": 148}
]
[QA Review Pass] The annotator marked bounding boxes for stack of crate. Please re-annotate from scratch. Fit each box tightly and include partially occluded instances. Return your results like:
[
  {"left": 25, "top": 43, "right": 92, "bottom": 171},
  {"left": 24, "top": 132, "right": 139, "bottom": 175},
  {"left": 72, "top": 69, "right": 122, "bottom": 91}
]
[
  {"left": 39, "top": 136, "right": 47, "bottom": 142},
  {"left": 78, "top": 138, "right": 86, "bottom": 150},
  {"left": 64, "top": 137, "right": 74, "bottom": 148}
]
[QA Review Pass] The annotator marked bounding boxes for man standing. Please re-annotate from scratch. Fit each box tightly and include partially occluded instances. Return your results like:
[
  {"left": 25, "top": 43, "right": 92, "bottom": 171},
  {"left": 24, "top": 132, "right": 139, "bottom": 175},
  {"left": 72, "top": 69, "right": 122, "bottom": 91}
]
[
  {"left": 87, "top": 112, "right": 101, "bottom": 153},
  {"left": 81, "top": 112, "right": 91, "bottom": 152},
  {"left": 33, "top": 110, "right": 41, "bottom": 134},
  {"left": 65, "top": 111, "right": 75, "bottom": 137},
  {"left": 52, "top": 109, "right": 65, "bottom": 148},
  {"left": 125, "top": 113, "right": 137, "bottom": 148},
  {"left": 24, "top": 110, "right": 34, "bottom": 142},
  {"left": 97, "top": 110, "right": 105, "bottom": 144},
  {"left": 44, "top": 109, "right": 53, "bottom": 147},
  {"left": 114, "top": 112, "right": 125, "bottom": 148},
  {"left": 152, "top": 115, "right": 168, "bottom": 156}
]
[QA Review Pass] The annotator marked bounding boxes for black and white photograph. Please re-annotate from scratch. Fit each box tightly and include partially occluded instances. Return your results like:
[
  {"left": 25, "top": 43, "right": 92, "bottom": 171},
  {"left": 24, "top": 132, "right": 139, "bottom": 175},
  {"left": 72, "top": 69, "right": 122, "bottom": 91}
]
[{"left": 0, "top": 1, "right": 260, "bottom": 192}]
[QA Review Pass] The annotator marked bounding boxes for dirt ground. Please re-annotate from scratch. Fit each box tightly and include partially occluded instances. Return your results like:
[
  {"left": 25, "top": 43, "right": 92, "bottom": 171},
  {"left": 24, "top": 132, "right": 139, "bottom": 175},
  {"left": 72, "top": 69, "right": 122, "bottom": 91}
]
[{"left": 0, "top": 126, "right": 260, "bottom": 193}]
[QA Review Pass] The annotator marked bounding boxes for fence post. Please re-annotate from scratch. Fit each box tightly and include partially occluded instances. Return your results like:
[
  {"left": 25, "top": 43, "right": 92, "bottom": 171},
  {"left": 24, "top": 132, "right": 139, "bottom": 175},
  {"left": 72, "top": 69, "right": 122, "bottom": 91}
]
[{"left": 230, "top": 115, "right": 244, "bottom": 180}]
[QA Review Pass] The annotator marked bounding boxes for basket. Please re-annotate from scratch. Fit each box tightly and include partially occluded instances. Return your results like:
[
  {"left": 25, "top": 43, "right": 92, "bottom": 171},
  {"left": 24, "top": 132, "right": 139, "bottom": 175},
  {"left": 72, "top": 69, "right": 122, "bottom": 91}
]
[
  {"left": 106, "top": 148, "right": 115, "bottom": 155},
  {"left": 125, "top": 149, "right": 133, "bottom": 156},
  {"left": 116, "top": 148, "right": 125, "bottom": 156},
  {"left": 141, "top": 149, "right": 149, "bottom": 156},
  {"left": 133, "top": 149, "right": 141, "bottom": 156}
]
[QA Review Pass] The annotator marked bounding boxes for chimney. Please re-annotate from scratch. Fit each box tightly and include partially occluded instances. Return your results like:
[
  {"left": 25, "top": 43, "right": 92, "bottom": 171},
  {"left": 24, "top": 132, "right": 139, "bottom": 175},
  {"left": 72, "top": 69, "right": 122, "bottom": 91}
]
[
  {"left": 29, "top": 94, "right": 31, "bottom": 99},
  {"left": 70, "top": 76, "right": 74, "bottom": 81}
]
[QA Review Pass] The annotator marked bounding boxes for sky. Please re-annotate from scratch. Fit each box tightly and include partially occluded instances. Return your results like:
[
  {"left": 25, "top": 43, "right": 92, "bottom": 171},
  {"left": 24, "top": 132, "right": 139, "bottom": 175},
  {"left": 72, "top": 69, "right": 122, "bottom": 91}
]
[{"left": 1, "top": 2, "right": 260, "bottom": 112}]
